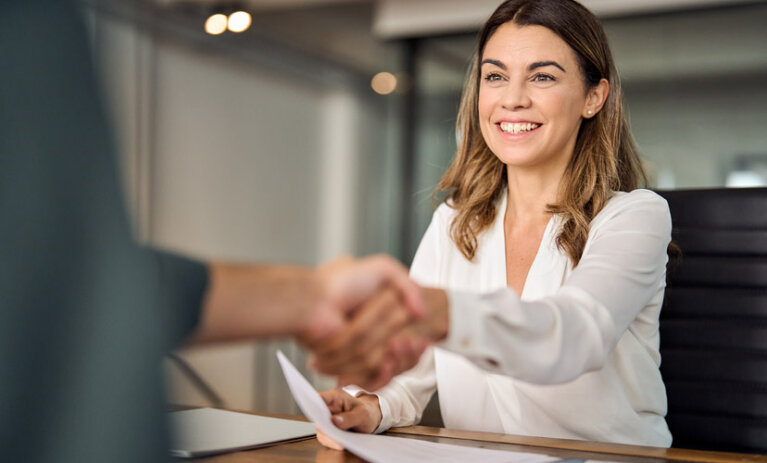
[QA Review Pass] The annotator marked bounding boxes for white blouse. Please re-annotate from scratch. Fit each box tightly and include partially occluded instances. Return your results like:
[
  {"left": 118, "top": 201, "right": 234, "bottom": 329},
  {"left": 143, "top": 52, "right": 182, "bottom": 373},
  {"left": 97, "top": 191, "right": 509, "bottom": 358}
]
[{"left": 350, "top": 189, "right": 673, "bottom": 447}]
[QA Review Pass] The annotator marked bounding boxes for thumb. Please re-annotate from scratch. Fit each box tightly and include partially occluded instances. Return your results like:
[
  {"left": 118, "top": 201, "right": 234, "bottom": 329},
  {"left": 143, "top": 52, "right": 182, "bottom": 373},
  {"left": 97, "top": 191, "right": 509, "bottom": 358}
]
[
  {"left": 330, "top": 408, "right": 372, "bottom": 432},
  {"left": 365, "top": 255, "right": 425, "bottom": 320}
]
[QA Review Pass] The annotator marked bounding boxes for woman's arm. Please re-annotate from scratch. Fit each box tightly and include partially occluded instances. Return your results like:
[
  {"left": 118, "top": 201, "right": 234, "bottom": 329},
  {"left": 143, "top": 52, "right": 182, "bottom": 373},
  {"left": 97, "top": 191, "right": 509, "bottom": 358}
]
[{"left": 421, "top": 191, "right": 672, "bottom": 384}]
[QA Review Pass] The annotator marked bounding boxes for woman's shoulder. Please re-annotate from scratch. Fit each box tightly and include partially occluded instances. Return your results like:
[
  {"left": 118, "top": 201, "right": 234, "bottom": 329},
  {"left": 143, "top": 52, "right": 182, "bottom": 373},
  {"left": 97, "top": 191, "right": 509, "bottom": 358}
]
[
  {"left": 592, "top": 189, "right": 671, "bottom": 229},
  {"left": 606, "top": 188, "right": 668, "bottom": 210},
  {"left": 434, "top": 200, "right": 458, "bottom": 221}
]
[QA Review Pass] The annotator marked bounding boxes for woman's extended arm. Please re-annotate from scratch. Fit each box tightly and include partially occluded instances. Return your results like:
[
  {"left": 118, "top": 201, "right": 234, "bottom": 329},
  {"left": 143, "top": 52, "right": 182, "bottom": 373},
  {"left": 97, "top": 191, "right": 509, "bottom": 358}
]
[{"left": 422, "top": 190, "right": 671, "bottom": 384}]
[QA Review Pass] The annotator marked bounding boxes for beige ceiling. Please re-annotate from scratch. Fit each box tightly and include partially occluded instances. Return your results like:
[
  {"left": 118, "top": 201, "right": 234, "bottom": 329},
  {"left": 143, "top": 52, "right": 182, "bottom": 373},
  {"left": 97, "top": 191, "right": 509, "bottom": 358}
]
[
  {"left": 157, "top": 0, "right": 371, "bottom": 12},
  {"left": 159, "top": 0, "right": 765, "bottom": 36},
  {"left": 147, "top": 0, "right": 765, "bottom": 82}
]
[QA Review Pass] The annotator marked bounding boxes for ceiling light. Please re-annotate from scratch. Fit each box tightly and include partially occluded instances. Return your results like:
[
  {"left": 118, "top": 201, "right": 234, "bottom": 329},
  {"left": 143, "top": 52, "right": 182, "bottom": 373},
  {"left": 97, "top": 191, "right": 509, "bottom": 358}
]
[
  {"left": 228, "top": 11, "right": 252, "bottom": 33},
  {"left": 371, "top": 72, "right": 397, "bottom": 95},
  {"left": 205, "top": 13, "right": 228, "bottom": 35}
]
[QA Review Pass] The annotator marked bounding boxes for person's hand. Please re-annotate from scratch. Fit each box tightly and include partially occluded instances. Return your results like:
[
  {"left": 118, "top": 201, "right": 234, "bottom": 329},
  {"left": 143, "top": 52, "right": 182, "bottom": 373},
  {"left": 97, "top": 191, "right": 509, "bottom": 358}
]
[
  {"left": 315, "top": 389, "right": 383, "bottom": 451},
  {"left": 299, "top": 255, "right": 425, "bottom": 342},
  {"left": 298, "top": 255, "right": 430, "bottom": 389},
  {"left": 307, "top": 286, "right": 429, "bottom": 390}
]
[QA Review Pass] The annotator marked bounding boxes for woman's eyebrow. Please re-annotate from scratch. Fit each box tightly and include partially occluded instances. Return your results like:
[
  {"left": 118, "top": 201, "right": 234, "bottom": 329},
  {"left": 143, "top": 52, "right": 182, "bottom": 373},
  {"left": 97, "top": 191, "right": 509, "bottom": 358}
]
[
  {"left": 480, "top": 58, "right": 506, "bottom": 69},
  {"left": 528, "top": 61, "right": 566, "bottom": 72},
  {"left": 480, "top": 59, "right": 566, "bottom": 73}
]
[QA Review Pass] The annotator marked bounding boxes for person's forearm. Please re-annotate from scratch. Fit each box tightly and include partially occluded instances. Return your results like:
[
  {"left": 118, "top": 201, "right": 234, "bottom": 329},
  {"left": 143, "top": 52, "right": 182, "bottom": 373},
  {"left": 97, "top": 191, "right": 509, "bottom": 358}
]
[
  {"left": 188, "top": 262, "right": 323, "bottom": 344},
  {"left": 185, "top": 255, "right": 434, "bottom": 390}
]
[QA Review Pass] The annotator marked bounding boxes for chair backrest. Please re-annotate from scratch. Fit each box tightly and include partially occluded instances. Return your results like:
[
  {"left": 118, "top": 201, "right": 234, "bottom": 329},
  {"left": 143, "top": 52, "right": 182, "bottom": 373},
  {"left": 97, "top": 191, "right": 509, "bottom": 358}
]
[{"left": 657, "top": 188, "right": 767, "bottom": 454}]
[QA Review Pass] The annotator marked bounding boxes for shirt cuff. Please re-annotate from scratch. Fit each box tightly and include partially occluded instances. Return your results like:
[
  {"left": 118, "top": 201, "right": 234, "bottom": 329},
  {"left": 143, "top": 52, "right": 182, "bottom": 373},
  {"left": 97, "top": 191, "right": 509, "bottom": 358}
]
[{"left": 437, "top": 289, "right": 505, "bottom": 372}]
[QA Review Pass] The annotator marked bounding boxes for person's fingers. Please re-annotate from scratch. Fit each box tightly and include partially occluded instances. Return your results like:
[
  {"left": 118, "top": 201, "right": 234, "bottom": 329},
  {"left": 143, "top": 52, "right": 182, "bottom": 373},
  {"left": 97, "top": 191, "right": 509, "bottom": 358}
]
[
  {"left": 319, "top": 389, "right": 342, "bottom": 414},
  {"left": 330, "top": 406, "right": 377, "bottom": 433},
  {"left": 363, "top": 255, "right": 425, "bottom": 319},
  {"left": 347, "top": 291, "right": 410, "bottom": 365},
  {"left": 319, "top": 389, "right": 380, "bottom": 434},
  {"left": 306, "top": 254, "right": 430, "bottom": 383},
  {"left": 316, "top": 427, "right": 345, "bottom": 451},
  {"left": 323, "top": 254, "right": 424, "bottom": 320},
  {"left": 319, "top": 388, "right": 361, "bottom": 416},
  {"left": 348, "top": 336, "right": 429, "bottom": 391},
  {"left": 312, "top": 289, "right": 408, "bottom": 375},
  {"left": 310, "top": 288, "right": 393, "bottom": 360}
]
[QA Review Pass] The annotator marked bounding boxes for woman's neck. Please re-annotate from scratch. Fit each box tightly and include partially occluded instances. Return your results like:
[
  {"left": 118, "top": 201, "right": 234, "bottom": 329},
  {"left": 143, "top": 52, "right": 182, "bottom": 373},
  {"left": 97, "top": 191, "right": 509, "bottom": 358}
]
[{"left": 504, "top": 164, "right": 563, "bottom": 225}]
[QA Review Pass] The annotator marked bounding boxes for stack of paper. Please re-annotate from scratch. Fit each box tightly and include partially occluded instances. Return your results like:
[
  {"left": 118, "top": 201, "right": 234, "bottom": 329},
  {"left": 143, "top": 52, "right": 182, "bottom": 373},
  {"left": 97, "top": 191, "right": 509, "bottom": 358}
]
[{"left": 277, "top": 350, "right": 559, "bottom": 463}]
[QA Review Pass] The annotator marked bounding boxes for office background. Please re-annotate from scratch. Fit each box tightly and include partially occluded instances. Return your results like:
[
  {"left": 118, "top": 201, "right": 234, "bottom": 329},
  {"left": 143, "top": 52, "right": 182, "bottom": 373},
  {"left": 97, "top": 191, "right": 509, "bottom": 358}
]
[{"left": 81, "top": 0, "right": 767, "bottom": 415}]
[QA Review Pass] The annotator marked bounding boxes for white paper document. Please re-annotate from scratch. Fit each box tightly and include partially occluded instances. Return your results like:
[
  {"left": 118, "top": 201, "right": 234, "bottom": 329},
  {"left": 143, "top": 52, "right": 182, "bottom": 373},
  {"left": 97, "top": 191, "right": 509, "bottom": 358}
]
[
  {"left": 276, "top": 350, "right": 558, "bottom": 463},
  {"left": 168, "top": 407, "right": 316, "bottom": 458}
]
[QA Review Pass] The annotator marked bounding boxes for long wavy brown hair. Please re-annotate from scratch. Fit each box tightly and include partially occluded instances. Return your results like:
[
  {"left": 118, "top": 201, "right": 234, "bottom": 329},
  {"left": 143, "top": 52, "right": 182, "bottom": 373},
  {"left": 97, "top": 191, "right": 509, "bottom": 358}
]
[{"left": 437, "top": 0, "right": 647, "bottom": 266}]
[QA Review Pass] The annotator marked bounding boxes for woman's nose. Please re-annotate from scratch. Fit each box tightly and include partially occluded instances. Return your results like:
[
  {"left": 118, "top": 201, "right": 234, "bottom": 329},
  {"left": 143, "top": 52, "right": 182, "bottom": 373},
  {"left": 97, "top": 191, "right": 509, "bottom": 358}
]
[{"left": 501, "top": 81, "right": 532, "bottom": 110}]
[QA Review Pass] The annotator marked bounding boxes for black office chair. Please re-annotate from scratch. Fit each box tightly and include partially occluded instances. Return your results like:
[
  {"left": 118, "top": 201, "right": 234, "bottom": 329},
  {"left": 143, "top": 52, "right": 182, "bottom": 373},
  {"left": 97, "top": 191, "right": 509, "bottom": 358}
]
[{"left": 657, "top": 188, "right": 767, "bottom": 454}]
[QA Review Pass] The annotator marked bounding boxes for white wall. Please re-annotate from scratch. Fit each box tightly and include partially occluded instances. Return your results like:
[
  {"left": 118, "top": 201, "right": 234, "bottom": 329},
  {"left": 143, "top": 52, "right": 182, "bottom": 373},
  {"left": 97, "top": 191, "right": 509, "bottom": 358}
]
[
  {"left": 149, "top": 39, "right": 323, "bottom": 264},
  {"left": 89, "top": 8, "right": 392, "bottom": 413}
]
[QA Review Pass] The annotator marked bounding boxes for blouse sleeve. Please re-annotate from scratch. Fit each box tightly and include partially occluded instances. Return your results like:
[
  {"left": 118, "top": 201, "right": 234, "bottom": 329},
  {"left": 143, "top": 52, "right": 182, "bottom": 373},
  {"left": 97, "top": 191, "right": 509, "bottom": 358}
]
[
  {"left": 440, "top": 190, "right": 672, "bottom": 384},
  {"left": 343, "top": 211, "right": 443, "bottom": 431}
]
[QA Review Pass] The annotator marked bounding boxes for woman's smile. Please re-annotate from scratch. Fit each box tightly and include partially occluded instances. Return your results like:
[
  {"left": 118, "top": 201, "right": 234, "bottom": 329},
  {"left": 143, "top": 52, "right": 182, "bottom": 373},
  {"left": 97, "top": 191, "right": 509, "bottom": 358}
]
[{"left": 497, "top": 121, "right": 542, "bottom": 136}]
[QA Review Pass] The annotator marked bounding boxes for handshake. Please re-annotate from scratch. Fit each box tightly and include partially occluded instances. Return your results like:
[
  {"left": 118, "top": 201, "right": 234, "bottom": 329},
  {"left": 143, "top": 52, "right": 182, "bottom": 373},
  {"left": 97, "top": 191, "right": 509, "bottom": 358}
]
[
  {"left": 192, "top": 254, "right": 449, "bottom": 391},
  {"left": 301, "top": 255, "right": 449, "bottom": 391}
]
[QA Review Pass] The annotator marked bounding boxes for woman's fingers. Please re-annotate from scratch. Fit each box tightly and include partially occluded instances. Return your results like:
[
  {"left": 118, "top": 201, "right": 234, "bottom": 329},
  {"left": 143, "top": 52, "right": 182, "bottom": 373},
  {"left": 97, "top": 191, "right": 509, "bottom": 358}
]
[
  {"left": 319, "top": 388, "right": 367, "bottom": 416},
  {"left": 314, "top": 287, "right": 397, "bottom": 357},
  {"left": 312, "top": 288, "right": 411, "bottom": 375},
  {"left": 317, "top": 389, "right": 382, "bottom": 435},
  {"left": 348, "top": 293, "right": 410, "bottom": 366},
  {"left": 331, "top": 401, "right": 381, "bottom": 433}
]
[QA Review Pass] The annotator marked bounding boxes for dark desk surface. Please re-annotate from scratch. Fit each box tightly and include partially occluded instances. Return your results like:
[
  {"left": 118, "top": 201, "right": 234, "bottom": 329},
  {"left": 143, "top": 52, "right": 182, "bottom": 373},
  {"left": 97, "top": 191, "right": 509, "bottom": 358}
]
[{"left": 188, "top": 411, "right": 767, "bottom": 463}]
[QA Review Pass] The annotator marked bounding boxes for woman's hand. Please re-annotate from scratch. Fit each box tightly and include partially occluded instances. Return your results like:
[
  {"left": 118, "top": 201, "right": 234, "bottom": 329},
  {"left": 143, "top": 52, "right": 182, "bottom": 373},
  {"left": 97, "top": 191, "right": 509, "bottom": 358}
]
[
  {"left": 315, "top": 389, "right": 383, "bottom": 450},
  {"left": 307, "top": 285, "right": 429, "bottom": 391}
]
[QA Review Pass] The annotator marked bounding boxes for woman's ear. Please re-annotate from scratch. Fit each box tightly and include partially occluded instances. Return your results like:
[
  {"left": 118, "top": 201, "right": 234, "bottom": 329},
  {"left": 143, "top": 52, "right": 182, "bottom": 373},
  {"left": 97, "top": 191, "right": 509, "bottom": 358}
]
[{"left": 583, "top": 78, "right": 610, "bottom": 118}]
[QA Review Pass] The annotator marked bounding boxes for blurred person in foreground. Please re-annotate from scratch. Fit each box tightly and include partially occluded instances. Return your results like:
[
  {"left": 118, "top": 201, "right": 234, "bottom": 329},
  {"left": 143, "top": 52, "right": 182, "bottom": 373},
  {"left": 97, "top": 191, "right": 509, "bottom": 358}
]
[
  {"left": 316, "top": 0, "right": 673, "bottom": 448},
  {"left": 0, "top": 1, "right": 431, "bottom": 462}
]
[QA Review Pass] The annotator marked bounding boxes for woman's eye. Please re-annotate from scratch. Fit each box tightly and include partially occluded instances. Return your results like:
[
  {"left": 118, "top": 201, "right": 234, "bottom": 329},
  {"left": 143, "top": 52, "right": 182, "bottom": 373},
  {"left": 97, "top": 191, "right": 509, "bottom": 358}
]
[
  {"left": 483, "top": 73, "right": 504, "bottom": 83},
  {"left": 532, "top": 73, "right": 555, "bottom": 83}
]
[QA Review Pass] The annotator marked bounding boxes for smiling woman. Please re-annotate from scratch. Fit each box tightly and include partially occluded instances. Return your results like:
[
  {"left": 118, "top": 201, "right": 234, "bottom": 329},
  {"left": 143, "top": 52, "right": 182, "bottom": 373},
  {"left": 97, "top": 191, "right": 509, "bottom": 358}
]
[
  {"left": 442, "top": 0, "right": 645, "bottom": 267},
  {"left": 317, "top": 0, "right": 675, "bottom": 450},
  {"left": 478, "top": 24, "right": 604, "bottom": 172},
  {"left": 475, "top": 22, "right": 612, "bottom": 294}
]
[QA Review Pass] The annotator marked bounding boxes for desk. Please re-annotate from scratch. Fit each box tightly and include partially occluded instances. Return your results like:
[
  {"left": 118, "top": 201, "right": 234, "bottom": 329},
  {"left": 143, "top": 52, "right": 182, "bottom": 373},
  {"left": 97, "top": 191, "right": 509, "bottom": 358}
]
[{"left": 188, "top": 411, "right": 767, "bottom": 463}]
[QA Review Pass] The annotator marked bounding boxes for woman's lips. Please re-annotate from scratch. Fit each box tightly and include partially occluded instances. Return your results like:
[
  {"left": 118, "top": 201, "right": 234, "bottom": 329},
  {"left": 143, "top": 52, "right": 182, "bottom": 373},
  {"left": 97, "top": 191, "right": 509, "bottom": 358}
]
[{"left": 498, "top": 121, "right": 542, "bottom": 134}]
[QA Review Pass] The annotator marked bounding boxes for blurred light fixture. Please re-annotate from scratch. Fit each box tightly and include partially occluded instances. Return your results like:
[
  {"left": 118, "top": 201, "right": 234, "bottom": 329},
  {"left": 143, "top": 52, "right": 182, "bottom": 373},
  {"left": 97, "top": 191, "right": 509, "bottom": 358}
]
[
  {"left": 205, "top": 13, "right": 228, "bottom": 35},
  {"left": 371, "top": 72, "right": 397, "bottom": 95},
  {"left": 227, "top": 11, "right": 252, "bottom": 33},
  {"left": 726, "top": 170, "right": 766, "bottom": 188}
]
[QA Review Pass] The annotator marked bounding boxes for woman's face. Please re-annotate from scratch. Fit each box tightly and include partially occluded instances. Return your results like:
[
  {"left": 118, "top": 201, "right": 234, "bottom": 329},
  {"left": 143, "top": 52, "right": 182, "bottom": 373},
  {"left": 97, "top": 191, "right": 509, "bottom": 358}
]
[{"left": 478, "top": 22, "right": 596, "bottom": 172}]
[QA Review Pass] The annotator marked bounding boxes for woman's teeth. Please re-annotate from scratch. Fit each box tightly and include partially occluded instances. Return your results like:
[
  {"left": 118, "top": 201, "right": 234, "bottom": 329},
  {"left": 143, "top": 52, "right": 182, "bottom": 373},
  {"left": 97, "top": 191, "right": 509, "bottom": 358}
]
[{"left": 500, "top": 122, "right": 541, "bottom": 134}]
